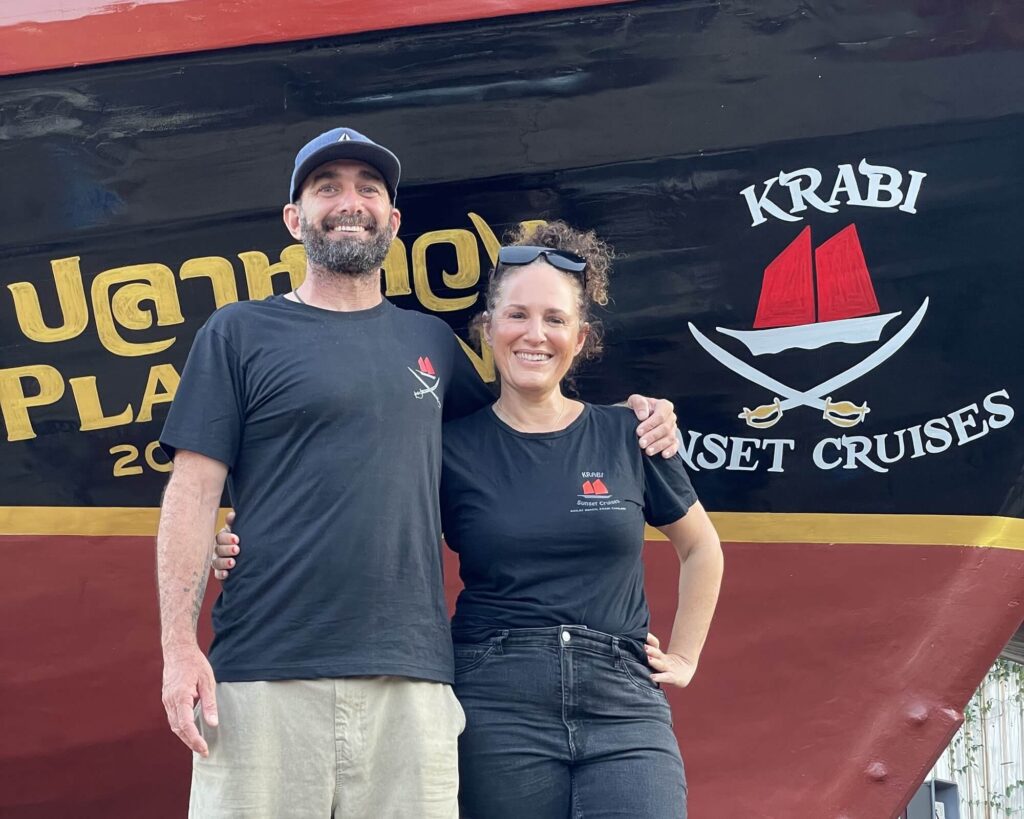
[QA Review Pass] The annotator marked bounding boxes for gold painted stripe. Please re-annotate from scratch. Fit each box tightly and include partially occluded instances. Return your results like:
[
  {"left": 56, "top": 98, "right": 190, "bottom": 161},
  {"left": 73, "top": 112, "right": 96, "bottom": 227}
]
[
  {"left": 645, "top": 513, "right": 1024, "bottom": 550},
  {"left": 0, "top": 507, "right": 1022, "bottom": 550},
  {"left": 0, "top": 507, "right": 230, "bottom": 537}
]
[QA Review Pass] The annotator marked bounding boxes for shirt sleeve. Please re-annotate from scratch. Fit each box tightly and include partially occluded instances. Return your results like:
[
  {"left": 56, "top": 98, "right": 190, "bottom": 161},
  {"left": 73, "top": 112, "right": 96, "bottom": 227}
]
[
  {"left": 159, "top": 323, "right": 244, "bottom": 467},
  {"left": 443, "top": 332, "right": 496, "bottom": 422},
  {"left": 642, "top": 452, "right": 698, "bottom": 527}
]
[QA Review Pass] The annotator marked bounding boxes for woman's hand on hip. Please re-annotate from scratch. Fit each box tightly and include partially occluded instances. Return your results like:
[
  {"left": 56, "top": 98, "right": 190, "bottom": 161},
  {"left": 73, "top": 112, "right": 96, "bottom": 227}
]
[{"left": 644, "top": 632, "right": 697, "bottom": 689}]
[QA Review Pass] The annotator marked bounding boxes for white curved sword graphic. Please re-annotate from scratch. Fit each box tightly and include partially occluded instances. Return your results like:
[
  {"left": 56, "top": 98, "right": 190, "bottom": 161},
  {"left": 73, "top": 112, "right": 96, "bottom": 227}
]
[
  {"left": 408, "top": 367, "right": 441, "bottom": 407},
  {"left": 689, "top": 323, "right": 817, "bottom": 407},
  {"left": 687, "top": 297, "right": 928, "bottom": 411}
]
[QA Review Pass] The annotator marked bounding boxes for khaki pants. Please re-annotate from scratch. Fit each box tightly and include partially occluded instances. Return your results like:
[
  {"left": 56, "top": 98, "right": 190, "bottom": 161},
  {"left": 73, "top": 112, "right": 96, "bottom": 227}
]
[{"left": 189, "top": 677, "right": 465, "bottom": 819}]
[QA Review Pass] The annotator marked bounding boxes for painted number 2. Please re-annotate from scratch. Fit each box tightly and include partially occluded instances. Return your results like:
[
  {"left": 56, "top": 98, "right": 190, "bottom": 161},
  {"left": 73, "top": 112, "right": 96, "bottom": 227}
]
[{"left": 109, "top": 441, "right": 172, "bottom": 477}]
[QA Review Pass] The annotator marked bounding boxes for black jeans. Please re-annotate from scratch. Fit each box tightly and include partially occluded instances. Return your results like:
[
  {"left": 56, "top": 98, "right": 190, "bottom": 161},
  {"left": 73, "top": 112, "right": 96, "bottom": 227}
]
[{"left": 454, "top": 625, "right": 686, "bottom": 818}]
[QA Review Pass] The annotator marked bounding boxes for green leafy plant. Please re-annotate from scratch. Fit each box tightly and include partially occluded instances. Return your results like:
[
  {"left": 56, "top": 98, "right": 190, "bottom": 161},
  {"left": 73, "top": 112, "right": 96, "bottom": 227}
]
[{"left": 935, "top": 659, "right": 1024, "bottom": 817}]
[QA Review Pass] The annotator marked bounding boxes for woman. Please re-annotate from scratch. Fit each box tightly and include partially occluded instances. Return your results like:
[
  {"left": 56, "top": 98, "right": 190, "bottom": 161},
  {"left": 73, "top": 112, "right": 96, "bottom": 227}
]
[{"left": 214, "top": 221, "right": 723, "bottom": 817}]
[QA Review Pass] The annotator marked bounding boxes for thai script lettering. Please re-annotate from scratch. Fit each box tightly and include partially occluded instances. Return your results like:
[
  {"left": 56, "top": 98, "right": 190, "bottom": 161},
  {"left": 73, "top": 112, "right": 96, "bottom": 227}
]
[{"left": 0, "top": 213, "right": 528, "bottom": 443}]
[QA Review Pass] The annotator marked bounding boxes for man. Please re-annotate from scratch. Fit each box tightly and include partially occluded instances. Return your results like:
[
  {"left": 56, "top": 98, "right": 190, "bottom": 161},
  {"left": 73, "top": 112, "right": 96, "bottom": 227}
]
[{"left": 157, "top": 127, "right": 679, "bottom": 818}]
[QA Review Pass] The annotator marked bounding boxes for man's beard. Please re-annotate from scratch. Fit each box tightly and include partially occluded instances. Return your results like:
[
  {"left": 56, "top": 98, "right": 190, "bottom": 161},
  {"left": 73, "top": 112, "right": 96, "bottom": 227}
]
[{"left": 300, "top": 211, "right": 395, "bottom": 277}]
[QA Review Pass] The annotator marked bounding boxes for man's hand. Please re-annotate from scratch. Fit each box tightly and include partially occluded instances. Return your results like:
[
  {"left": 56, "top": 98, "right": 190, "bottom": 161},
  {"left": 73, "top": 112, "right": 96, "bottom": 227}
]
[
  {"left": 627, "top": 394, "right": 679, "bottom": 458},
  {"left": 644, "top": 632, "right": 697, "bottom": 689},
  {"left": 162, "top": 644, "right": 218, "bottom": 756}
]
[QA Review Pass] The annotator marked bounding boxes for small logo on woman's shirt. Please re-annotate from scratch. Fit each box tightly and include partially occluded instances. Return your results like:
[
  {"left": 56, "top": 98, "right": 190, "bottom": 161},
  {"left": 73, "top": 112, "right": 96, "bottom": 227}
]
[{"left": 573, "top": 472, "right": 626, "bottom": 512}]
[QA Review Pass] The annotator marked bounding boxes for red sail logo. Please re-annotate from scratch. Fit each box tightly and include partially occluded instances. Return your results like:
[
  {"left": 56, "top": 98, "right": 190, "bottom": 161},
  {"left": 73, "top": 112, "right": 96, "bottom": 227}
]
[
  {"left": 688, "top": 224, "right": 929, "bottom": 429},
  {"left": 582, "top": 479, "right": 610, "bottom": 496},
  {"left": 756, "top": 224, "right": 881, "bottom": 326},
  {"left": 720, "top": 224, "right": 897, "bottom": 357}
]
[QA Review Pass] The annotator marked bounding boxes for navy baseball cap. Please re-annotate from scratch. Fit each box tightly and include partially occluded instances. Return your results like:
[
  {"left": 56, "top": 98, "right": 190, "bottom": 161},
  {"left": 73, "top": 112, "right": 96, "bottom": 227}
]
[{"left": 289, "top": 127, "right": 401, "bottom": 203}]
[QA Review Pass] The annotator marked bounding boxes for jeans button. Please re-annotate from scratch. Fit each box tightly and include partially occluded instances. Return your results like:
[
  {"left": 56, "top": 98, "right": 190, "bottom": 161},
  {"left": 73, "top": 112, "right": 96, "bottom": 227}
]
[{"left": 561, "top": 631, "right": 571, "bottom": 643}]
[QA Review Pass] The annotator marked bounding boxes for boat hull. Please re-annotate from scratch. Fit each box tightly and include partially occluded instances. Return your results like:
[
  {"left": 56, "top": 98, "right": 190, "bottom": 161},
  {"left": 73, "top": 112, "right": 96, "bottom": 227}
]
[{"left": 2, "top": 529, "right": 1021, "bottom": 818}]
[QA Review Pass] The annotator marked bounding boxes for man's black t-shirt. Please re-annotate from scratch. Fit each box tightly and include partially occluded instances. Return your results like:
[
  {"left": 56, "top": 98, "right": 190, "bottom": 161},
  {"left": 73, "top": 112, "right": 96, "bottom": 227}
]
[
  {"left": 441, "top": 404, "right": 697, "bottom": 643},
  {"left": 160, "top": 295, "right": 493, "bottom": 683}
]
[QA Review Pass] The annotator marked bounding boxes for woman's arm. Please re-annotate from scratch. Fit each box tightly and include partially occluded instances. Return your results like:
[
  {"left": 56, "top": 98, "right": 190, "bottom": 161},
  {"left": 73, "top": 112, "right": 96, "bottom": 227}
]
[{"left": 645, "top": 501, "right": 724, "bottom": 688}]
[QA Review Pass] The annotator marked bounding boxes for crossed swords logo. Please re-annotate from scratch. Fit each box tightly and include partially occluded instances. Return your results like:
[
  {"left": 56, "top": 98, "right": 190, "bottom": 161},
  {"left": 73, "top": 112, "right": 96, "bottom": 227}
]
[
  {"left": 688, "top": 298, "right": 929, "bottom": 429},
  {"left": 408, "top": 367, "right": 441, "bottom": 407}
]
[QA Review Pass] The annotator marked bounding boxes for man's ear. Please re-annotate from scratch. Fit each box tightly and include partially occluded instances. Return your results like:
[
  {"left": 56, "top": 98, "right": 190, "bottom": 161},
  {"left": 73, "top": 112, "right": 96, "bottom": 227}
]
[{"left": 283, "top": 203, "right": 302, "bottom": 240}]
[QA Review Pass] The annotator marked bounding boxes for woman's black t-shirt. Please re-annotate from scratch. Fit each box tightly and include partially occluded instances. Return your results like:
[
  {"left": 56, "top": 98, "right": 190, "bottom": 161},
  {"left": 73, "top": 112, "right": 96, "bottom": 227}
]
[{"left": 441, "top": 403, "right": 697, "bottom": 643}]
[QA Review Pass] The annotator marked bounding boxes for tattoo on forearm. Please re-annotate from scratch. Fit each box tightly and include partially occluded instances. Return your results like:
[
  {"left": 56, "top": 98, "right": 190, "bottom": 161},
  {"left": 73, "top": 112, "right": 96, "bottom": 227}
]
[{"left": 190, "top": 566, "right": 209, "bottom": 628}]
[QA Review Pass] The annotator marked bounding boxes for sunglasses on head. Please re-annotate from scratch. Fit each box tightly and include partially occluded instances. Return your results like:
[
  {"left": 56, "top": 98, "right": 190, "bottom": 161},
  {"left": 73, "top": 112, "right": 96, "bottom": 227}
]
[{"left": 497, "top": 245, "right": 588, "bottom": 277}]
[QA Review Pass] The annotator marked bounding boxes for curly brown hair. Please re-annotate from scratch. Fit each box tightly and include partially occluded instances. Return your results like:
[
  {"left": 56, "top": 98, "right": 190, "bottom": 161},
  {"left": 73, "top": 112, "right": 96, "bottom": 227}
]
[{"left": 475, "top": 220, "right": 612, "bottom": 365}]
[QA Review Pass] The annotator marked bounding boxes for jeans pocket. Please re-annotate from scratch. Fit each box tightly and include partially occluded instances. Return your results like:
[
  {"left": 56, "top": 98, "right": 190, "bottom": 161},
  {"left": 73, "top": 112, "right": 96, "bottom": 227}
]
[
  {"left": 617, "top": 655, "right": 666, "bottom": 698},
  {"left": 453, "top": 641, "right": 500, "bottom": 676}
]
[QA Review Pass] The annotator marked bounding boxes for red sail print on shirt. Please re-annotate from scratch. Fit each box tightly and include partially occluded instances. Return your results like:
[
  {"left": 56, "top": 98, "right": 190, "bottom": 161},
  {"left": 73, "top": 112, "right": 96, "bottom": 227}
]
[
  {"left": 408, "top": 356, "right": 441, "bottom": 407},
  {"left": 592, "top": 479, "right": 609, "bottom": 494}
]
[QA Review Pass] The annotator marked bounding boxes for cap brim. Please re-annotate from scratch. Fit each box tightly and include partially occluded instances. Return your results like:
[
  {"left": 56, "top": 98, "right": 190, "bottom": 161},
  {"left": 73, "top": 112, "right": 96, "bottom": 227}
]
[{"left": 291, "top": 142, "right": 400, "bottom": 201}]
